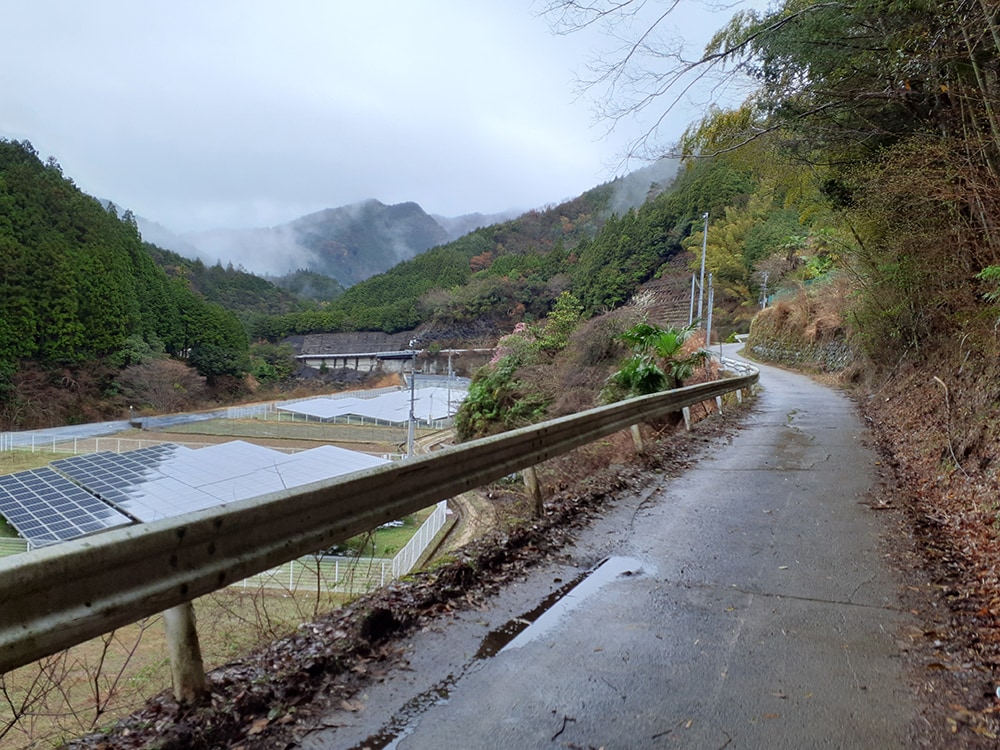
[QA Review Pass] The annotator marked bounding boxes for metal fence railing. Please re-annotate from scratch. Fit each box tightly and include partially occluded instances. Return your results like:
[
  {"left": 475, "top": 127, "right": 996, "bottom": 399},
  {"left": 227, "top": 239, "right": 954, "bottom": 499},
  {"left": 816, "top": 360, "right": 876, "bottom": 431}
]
[
  {"left": 391, "top": 501, "right": 448, "bottom": 578},
  {"left": 238, "top": 555, "right": 392, "bottom": 595},
  {"left": 0, "top": 538, "right": 28, "bottom": 558},
  {"left": 0, "top": 435, "right": 222, "bottom": 456}
]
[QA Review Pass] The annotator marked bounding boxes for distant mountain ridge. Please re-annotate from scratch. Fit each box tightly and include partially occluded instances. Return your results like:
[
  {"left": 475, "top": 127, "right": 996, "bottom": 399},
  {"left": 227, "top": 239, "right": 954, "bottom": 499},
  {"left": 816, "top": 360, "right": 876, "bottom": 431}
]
[
  {"left": 138, "top": 201, "right": 520, "bottom": 287},
  {"left": 288, "top": 200, "right": 447, "bottom": 286},
  {"left": 136, "top": 159, "right": 680, "bottom": 289}
]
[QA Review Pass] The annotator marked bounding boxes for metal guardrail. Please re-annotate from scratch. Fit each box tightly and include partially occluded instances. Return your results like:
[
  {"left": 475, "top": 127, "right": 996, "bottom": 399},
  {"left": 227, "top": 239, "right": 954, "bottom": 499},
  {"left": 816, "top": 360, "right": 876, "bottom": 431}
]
[{"left": 0, "top": 369, "right": 756, "bottom": 679}]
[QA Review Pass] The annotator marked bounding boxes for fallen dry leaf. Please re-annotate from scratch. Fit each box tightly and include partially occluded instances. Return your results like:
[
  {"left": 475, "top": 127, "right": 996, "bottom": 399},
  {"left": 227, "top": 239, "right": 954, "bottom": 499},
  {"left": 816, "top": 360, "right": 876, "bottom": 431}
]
[{"left": 340, "top": 699, "right": 365, "bottom": 713}]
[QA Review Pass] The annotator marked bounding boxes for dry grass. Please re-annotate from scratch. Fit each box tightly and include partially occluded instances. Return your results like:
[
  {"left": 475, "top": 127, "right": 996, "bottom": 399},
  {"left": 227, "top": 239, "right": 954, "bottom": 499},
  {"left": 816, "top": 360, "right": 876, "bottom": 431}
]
[
  {"left": 0, "top": 588, "right": 350, "bottom": 750},
  {"left": 0, "top": 451, "right": 55, "bottom": 476}
]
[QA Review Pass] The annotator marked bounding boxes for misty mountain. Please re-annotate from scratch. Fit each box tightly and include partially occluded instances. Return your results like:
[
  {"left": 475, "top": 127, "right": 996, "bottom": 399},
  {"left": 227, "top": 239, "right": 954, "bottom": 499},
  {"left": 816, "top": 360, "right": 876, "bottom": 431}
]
[
  {"left": 140, "top": 200, "right": 451, "bottom": 287},
  {"left": 135, "top": 216, "right": 205, "bottom": 260},
  {"left": 135, "top": 160, "right": 679, "bottom": 289},
  {"left": 288, "top": 200, "right": 449, "bottom": 286},
  {"left": 431, "top": 209, "right": 521, "bottom": 240},
  {"left": 605, "top": 157, "right": 682, "bottom": 214}
]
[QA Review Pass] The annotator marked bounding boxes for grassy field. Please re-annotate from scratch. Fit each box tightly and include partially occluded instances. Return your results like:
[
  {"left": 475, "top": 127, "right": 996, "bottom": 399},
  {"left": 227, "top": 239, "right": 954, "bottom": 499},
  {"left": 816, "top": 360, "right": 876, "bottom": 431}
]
[
  {"left": 158, "top": 417, "right": 418, "bottom": 454},
  {"left": 0, "top": 450, "right": 55, "bottom": 475},
  {"left": 336, "top": 509, "right": 434, "bottom": 557}
]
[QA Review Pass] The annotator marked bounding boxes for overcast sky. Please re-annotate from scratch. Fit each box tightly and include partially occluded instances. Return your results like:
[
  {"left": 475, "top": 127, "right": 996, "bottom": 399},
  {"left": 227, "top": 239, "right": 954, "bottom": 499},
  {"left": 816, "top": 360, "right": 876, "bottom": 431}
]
[{"left": 1, "top": 1, "right": 760, "bottom": 233}]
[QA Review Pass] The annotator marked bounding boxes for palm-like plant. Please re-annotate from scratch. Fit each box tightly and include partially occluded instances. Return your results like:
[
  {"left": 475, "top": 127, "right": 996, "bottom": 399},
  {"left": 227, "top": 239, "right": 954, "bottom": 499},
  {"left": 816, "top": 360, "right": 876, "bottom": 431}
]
[{"left": 604, "top": 323, "right": 708, "bottom": 400}]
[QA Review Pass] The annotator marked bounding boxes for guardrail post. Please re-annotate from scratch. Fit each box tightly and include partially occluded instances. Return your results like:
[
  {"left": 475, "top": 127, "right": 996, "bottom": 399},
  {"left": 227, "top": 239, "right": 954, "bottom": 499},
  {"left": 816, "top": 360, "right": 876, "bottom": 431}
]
[
  {"left": 523, "top": 466, "right": 543, "bottom": 517},
  {"left": 630, "top": 424, "right": 644, "bottom": 454},
  {"left": 716, "top": 396, "right": 723, "bottom": 414},
  {"left": 682, "top": 407, "right": 692, "bottom": 431},
  {"left": 163, "top": 602, "right": 206, "bottom": 703}
]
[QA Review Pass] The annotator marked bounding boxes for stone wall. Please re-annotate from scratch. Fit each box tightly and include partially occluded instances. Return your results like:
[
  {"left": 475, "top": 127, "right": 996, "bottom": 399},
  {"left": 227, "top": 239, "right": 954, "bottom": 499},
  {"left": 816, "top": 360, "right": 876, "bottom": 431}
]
[{"left": 747, "top": 339, "right": 853, "bottom": 371}]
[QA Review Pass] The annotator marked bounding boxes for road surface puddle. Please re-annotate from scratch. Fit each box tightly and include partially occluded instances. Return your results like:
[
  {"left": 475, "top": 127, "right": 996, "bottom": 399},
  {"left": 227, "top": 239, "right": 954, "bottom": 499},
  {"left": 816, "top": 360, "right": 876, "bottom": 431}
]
[{"left": 345, "top": 556, "right": 651, "bottom": 750}]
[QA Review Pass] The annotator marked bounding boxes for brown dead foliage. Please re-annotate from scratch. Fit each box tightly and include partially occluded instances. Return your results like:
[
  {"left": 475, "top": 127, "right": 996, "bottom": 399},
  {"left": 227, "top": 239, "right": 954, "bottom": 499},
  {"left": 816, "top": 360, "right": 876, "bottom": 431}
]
[
  {"left": 755, "top": 276, "right": 849, "bottom": 348},
  {"left": 1, "top": 362, "right": 130, "bottom": 430},
  {"left": 861, "top": 337, "right": 1000, "bottom": 746}
]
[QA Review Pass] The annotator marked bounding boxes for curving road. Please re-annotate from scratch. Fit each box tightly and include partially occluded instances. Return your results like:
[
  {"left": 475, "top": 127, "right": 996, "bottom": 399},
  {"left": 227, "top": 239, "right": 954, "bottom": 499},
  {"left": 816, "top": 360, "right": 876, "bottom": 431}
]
[{"left": 300, "top": 348, "right": 916, "bottom": 749}]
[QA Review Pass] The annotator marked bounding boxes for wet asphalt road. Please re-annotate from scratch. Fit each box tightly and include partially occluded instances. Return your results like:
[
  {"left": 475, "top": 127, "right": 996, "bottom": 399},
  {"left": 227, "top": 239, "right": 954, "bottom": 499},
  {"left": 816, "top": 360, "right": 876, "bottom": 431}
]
[{"left": 302, "top": 350, "right": 915, "bottom": 749}]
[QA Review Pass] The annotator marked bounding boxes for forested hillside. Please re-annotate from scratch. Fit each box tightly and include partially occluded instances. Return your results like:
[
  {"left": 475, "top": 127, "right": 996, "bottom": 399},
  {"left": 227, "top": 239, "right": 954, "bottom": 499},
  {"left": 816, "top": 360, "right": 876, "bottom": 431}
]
[
  {"left": 142, "top": 243, "right": 329, "bottom": 317},
  {"left": 250, "top": 158, "right": 771, "bottom": 342},
  {"left": 249, "top": 186, "right": 616, "bottom": 339},
  {"left": 0, "top": 139, "right": 250, "bottom": 428}
]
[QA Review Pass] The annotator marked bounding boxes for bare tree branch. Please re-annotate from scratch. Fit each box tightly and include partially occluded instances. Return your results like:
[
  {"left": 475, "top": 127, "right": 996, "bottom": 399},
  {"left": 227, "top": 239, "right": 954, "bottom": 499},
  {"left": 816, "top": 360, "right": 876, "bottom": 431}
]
[{"left": 542, "top": 0, "right": 856, "bottom": 164}]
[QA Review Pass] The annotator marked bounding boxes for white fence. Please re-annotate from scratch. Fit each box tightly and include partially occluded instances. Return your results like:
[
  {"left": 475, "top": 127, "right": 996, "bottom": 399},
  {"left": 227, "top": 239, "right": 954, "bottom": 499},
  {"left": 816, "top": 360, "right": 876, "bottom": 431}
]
[
  {"left": 238, "top": 554, "right": 392, "bottom": 595},
  {"left": 392, "top": 501, "right": 448, "bottom": 578},
  {"left": 0, "top": 434, "right": 228, "bottom": 456},
  {"left": 236, "top": 501, "right": 449, "bottom": 594}
]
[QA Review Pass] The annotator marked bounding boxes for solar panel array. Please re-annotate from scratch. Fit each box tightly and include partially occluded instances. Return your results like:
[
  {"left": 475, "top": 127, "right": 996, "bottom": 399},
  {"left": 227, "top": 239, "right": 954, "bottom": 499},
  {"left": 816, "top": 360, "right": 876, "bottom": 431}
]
[
  {"left": 0, "top": 468, "right": 132, "bottom": 547},
  {"left": 1, "top": 441, "right": 391, "bottom": 547},
  {"left": 279, "top": 385, "right": 468, "bottom": 424},
  {"left": 50, "top": 444, "right": 190, "bottom": 510}
]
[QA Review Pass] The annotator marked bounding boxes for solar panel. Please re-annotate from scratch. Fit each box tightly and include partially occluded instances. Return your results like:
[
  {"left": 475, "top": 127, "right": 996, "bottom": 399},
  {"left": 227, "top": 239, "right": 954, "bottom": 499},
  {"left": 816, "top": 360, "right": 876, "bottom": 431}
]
[
  {"left": 51, "top": 441, "right": 391, "bottom": 523},
  {"left": 0, "top": 440, "right": 393, "bottom": 546},
  {"left": 52, "top": 446, "right": 193, "bottom": 510},
  {"left": 0, "top": 468, "right": 132, "bottom": 547},
  {"left": 199, "top": 444, "right": 389, "bottom": 503},
  {"left": 278, "top": 387, "right": 468, "bottom": 424}
]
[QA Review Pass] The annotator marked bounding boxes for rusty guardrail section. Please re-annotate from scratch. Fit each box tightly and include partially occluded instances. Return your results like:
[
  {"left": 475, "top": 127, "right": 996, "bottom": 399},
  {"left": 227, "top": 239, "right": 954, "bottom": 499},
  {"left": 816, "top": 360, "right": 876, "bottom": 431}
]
[{"left": 0, "top": 369, "right": 756, "bottom": 688}]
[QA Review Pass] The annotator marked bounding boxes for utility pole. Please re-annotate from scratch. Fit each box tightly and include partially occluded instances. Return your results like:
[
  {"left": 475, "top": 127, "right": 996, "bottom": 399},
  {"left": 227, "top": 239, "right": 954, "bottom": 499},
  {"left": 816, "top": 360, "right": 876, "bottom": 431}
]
[
  {"left": 706, "top": 273, "right": 714, "bottom": 346},
  {"left": 688, "top": 274, "right": 696, "bottom": 326},
  {"left": 447, "top": 349, "right": 459, "bottom": 417},
  {"left": 406, "top": 340, "right": 418, "bottom": 457},
  {"left": 697, "top": 212, "right": 709, "bottom": 328}
]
